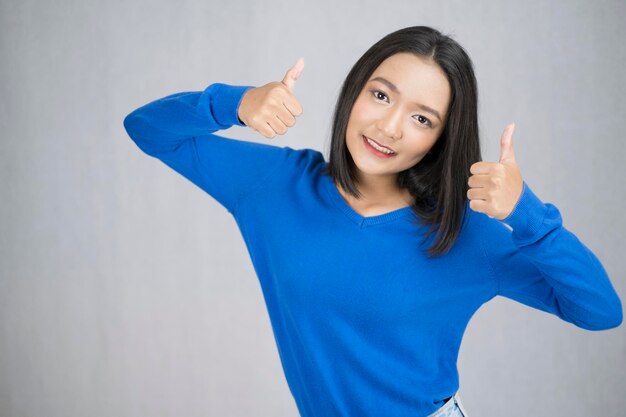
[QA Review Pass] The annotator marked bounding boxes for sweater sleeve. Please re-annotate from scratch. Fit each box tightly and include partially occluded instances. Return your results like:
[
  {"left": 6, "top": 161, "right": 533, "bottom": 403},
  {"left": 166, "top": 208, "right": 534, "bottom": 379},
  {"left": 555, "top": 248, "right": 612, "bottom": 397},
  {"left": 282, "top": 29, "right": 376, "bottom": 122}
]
[
  {"left": 479, "top": 181, "right": 623, "bottom": 331},
  {"left": 123, "top": 82, "right": 293, "bottom": 215}
]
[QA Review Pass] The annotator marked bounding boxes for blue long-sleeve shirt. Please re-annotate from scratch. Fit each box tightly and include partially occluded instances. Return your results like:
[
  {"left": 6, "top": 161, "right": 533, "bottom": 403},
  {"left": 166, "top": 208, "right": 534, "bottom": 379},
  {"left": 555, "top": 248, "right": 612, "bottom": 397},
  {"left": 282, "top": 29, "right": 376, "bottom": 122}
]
[{"left": 123, "top": 82, "right": 622, "bottom": 417}]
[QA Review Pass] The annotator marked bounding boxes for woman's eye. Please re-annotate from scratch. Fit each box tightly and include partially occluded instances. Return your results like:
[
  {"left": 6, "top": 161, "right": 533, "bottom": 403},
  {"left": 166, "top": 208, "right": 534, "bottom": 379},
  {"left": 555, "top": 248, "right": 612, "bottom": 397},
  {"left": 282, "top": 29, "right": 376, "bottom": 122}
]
[
  {"left": 372, "top": 90, "right": 388, "bottom": 101},
  {"left": 415, "top": 115, "right": 431, "bottom": 127}
]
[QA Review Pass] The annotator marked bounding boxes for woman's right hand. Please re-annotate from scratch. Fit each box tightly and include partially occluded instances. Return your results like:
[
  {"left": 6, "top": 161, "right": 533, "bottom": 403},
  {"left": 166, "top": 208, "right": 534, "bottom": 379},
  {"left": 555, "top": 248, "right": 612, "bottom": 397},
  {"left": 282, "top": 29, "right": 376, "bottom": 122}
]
[{"left": 237, "top": 58, "right": 305, "bottom": 139}]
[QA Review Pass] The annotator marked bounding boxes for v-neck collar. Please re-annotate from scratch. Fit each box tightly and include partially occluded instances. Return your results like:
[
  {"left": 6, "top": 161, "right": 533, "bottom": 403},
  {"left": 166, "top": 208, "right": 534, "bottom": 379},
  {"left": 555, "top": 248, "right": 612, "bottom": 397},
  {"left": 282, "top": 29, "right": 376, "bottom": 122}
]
[{"left": 320, "top": 171, "right": 415, "bottom": 228}]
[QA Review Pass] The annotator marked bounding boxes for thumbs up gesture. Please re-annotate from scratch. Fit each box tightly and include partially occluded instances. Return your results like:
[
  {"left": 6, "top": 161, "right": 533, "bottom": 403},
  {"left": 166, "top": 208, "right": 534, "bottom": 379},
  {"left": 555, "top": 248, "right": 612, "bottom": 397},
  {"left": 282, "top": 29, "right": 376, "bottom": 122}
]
[
  {"left": 237, "top": 58, "right": 305, "bottom": 139},
  {"left": 467, "top": 123, "right": 524, "bottom": 220}
]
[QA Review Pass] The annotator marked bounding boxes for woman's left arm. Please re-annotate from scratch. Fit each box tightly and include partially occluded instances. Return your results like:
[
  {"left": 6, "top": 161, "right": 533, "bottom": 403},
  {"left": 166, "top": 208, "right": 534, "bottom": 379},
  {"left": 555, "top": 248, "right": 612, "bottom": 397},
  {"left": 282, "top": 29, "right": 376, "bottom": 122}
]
[{"left": 469, "top": 124, "right": 622, "bottom": 331}]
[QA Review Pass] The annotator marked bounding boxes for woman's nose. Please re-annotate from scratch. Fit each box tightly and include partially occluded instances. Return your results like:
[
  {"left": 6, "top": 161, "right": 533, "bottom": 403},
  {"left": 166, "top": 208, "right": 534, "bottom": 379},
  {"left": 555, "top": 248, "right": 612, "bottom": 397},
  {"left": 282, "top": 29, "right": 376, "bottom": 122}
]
[{"left": 376, "top": 108, "right": 403, "bottom": 140}]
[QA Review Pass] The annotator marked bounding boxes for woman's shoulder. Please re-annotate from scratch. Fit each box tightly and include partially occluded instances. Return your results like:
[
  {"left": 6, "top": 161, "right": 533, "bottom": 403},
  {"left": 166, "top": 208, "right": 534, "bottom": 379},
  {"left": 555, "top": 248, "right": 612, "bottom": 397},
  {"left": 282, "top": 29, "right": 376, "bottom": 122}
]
[
  {"left": 283, "top": 146, "right": 326, "bottom": 169},
  {"left": 234, "top": 143, "right": 327, "bottom": 192}
]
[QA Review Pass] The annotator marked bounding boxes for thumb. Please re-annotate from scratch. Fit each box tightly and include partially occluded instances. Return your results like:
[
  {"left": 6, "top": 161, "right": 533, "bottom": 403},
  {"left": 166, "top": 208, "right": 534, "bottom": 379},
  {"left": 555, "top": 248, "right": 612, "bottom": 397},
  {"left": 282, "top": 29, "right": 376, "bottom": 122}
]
[
  {"left": 499, "top": 122, "right": 516, "bottom": 164},
  {"left": 281, "top": 57, "right": 304, "bottom": 92}
]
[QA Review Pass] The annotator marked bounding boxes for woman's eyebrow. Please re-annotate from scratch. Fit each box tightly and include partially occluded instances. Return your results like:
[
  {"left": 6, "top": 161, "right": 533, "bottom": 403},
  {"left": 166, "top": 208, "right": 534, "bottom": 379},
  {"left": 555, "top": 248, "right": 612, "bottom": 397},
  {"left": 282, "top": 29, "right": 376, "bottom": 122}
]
[{"left": 369, "top": 76, "right": 443, "bottom": 123}]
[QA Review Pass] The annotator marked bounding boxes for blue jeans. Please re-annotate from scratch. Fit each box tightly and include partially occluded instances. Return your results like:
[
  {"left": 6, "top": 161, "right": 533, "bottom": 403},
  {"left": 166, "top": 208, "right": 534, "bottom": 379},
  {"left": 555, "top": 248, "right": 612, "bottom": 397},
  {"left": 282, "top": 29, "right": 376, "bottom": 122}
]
[{"left": 425, "top": 393, "right": 469, "bottom": 417}]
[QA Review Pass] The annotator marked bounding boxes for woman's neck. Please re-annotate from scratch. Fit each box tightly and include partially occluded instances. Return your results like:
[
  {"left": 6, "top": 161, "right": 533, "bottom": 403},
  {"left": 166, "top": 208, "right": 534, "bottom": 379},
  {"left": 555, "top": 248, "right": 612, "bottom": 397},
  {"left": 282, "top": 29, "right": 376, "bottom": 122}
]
[{"left": 335, "top": 177, "right": 414, "bottom": 216}]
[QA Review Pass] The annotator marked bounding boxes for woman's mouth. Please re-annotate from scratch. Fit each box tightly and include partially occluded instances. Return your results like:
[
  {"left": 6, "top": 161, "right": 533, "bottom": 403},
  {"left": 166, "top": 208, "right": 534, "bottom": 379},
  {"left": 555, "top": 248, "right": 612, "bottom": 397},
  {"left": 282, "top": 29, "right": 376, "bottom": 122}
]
[{"left": 362, "top": 135, "right": 397, "bottom": 158}]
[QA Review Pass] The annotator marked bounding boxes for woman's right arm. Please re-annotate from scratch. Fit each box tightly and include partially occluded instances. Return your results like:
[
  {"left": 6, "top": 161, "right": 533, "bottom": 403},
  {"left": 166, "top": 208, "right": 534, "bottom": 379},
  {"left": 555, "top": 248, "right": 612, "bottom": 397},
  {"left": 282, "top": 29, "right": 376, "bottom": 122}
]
[
  {"left": 123, "top": 60, "right": 304, "bottom": 215},
  {"left": 123, "top": 78, "right": 301, "bottom": 215},
  {"left": 124, "top": 82, "right": 254, "bottom": 157}
]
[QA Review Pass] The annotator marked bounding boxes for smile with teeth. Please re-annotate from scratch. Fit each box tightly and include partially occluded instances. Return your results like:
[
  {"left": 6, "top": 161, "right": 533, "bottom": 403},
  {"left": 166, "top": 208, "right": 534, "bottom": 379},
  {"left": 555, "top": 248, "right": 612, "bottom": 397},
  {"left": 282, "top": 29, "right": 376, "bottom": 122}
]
[{"left": 364, "top": 136, "right": 396, "bottom": 155}]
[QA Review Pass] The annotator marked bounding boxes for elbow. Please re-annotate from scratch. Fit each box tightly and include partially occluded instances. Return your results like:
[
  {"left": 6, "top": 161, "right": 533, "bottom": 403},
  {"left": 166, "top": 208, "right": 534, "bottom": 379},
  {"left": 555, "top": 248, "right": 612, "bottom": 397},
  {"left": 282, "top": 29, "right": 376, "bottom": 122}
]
[
  {"left": 123, "top": 112, "right": 138, "bottom": 140},
  {"left": 123, "top": 113, "right": 155, "bottom": 156},
  {"left": 603, "top": 300, "right": 623, "bottom": 330},
  {"left": 588, "top": 313, "right": 622, "bottom": 331},
  {"left": 601, "top": 294, "right": 623, "bottom": 330},
  {"left": 575, "top": 298, "right": 623, "bottom": 331}
]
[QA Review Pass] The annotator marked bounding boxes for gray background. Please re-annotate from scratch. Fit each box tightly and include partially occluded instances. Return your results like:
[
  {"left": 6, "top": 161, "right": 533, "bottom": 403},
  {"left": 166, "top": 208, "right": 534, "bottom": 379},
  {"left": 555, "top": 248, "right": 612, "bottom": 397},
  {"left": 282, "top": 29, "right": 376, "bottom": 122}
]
[{"left": 1, "top": 0, "right": 625, "bottom": 416}]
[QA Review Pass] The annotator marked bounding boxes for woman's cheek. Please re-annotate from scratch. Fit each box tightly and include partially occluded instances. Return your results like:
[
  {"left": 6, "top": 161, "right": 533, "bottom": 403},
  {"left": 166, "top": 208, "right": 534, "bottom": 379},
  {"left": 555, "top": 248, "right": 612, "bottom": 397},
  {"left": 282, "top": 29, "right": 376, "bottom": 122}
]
[{"left": 351, "top": 99, "right": 368, "bottom": 121}]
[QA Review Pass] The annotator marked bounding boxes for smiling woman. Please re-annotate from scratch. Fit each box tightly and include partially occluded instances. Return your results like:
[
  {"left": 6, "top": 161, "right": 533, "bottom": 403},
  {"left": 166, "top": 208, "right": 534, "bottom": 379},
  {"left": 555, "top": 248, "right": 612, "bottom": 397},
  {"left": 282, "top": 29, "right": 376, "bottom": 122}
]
[
  {"left": 341, "top": 53, "right": 451, "bottom": 220},
  {"left": 123, "top": 25, "right": 622, "bottom": 417},
  {"left": 323, "top": 26, "right": 481, "bottom": 258}
]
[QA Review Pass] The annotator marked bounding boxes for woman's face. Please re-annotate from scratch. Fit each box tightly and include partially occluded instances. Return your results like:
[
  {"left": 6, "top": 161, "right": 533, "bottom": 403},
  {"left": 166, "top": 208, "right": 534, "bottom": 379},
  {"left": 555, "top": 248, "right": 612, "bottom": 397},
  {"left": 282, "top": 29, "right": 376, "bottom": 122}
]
[{"left": 345, "top": 52, "right": 451, "bottom": 183}]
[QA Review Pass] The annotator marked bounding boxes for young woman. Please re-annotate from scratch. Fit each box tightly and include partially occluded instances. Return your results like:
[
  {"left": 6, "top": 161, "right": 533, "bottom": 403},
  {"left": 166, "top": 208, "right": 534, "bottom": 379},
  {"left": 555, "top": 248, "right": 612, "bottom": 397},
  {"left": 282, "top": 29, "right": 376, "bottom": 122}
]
[{"left": 123, "top": 26, "right": 622, "bottom": 417}]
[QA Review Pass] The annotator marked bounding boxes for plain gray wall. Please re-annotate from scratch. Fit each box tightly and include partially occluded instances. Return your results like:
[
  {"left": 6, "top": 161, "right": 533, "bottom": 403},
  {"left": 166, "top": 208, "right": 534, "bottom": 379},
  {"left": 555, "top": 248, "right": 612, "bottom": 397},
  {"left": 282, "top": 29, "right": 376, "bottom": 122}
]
[{"left": 1, "top": 0, "right": 625, "bottom": 416}]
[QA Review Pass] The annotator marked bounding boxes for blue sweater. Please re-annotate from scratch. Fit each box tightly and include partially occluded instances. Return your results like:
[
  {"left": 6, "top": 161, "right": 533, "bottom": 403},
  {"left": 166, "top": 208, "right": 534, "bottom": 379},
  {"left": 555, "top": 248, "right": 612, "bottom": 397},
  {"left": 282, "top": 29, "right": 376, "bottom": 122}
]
[{"left": 123, "top": 82, "right": 623, "bottom": 417}]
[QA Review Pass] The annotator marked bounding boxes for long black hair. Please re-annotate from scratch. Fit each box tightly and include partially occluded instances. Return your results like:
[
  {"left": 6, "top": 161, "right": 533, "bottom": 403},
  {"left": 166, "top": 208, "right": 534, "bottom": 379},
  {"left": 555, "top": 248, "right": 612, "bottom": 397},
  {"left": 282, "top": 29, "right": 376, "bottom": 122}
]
[{"left": 322, "top": 26, "right": 481, "bottom": 258}]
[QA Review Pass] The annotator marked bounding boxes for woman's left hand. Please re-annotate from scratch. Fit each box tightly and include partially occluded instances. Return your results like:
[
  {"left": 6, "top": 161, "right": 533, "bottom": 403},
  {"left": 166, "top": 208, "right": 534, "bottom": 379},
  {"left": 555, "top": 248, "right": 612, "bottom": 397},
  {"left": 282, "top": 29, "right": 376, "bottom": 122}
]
[{"left": 467, "top": 123, "right": 524, "bottom": 220}]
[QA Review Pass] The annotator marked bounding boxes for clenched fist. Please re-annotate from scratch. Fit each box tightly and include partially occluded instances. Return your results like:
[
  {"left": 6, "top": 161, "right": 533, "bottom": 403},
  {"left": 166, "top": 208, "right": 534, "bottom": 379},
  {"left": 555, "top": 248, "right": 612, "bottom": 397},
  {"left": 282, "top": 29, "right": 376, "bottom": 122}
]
[{"left": 237, "top": 58, "right": 305, "bottom": 139}]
